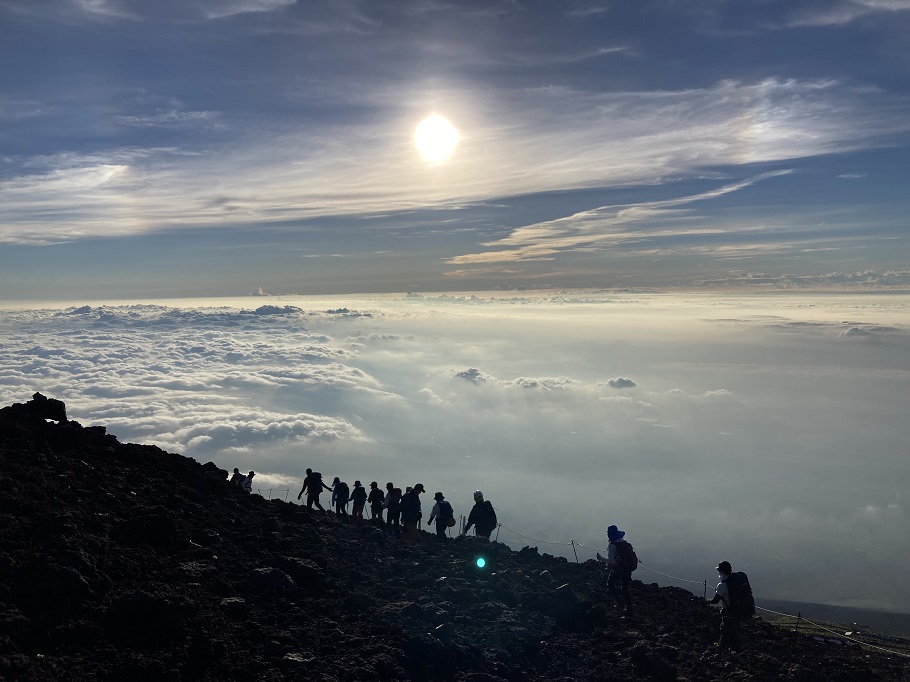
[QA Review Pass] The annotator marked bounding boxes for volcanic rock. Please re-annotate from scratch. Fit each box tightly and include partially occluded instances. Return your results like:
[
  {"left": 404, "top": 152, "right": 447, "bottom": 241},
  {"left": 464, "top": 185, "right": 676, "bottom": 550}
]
[{"left": 1, "top": 393, "right": 908, "bottom": 681}]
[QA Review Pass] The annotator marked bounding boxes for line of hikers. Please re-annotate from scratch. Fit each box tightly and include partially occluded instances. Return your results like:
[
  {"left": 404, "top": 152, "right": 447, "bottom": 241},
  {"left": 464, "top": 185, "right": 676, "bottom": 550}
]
[
  {"left": 294, "top": 468, "right": 498, "bottom": 542},
  {"left": 236, "top": 467, "right": 754, "bottom": 650}
]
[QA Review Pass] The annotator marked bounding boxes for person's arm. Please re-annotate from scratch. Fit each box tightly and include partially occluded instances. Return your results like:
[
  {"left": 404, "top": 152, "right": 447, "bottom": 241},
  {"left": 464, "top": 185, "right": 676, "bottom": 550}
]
[
  {"left": 323, "top": 481, "right": 332, "bottom": 492},
  {"left": 709, "top": 582, "right": 728, "bottom": 606},
  {"left": 464, "top": 508, "right": 476, "bottom": 533},
  {"left": 606, "top": 544, "right": 618, "bottom": 569},
  {"left": 298, "top": 480, "right": 308, "bottom": 499},
  {"left": 595, "top": 553, "right": 608, "bottom": 564}
]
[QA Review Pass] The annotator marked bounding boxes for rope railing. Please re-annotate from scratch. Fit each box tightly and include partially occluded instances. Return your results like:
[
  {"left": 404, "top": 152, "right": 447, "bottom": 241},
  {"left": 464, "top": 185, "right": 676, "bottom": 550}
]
[
  {"left": 286, "top": 494, "right": 909, "bottom": 658},
  {"left": 498, "top": 524, "right": 574, "bottom": 546},
  {"left": 490, "top": 522, "right": 910, "bottom": 658},
  {"left": 637, "top": 562, "right": 706, "bottom": 586},
  {"left": 256, "top": 488, "right": 290, "bottom": 501},
  {"left": 754, "top": 606, "right": 910, "bottom": 658}
]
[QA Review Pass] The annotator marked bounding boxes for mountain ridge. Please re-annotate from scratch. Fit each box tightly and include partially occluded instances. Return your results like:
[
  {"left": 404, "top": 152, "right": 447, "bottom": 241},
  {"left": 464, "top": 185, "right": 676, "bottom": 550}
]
[{"left": 1, "top": 393, "right": 908, "bottom": 681}]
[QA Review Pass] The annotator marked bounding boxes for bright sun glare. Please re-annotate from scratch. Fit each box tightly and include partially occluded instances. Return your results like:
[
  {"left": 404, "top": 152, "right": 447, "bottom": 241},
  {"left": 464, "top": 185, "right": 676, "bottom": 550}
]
[{"left": 414, "top": 114, "right": 460, "bottom": 164}]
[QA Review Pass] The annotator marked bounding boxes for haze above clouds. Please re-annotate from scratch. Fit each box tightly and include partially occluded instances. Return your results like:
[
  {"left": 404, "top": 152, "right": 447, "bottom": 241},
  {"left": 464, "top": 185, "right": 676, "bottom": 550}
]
[{"left": 2, "top": 293, "right": 908, "bottom": 611}]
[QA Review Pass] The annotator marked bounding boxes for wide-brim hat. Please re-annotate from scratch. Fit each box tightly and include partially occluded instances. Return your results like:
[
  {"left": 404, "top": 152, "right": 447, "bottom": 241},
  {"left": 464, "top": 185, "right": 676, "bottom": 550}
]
[
  {"left": 607, "top": 524, "right": 625, "bottom": 541},
  {"left": 413, "top": 483, "right": 425, "bottom": 493},
  {"left": 434, "top": 492, "right": 444, "bottom": 500}
]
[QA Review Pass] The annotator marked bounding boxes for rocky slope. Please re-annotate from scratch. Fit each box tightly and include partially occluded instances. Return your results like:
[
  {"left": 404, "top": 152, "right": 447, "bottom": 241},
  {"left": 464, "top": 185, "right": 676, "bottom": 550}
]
[{"left": 1, "top": 394, "right": 908, "bottom": 681}]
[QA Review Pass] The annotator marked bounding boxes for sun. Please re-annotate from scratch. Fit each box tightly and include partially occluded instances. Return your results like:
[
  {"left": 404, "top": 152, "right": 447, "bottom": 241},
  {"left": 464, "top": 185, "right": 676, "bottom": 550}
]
[{"left": 414, "top": 114, "right": 460, "bottom": 164}]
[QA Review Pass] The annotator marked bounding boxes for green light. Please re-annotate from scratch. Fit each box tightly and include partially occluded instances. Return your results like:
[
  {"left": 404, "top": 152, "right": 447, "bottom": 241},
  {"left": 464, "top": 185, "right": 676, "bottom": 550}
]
[{"left": 476, "top": 557, "right": 486, "bottom": 568}]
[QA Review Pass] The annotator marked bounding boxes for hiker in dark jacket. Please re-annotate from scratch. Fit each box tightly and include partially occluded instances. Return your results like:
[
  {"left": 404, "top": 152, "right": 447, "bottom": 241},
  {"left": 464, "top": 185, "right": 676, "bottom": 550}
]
[
  {"left": 708, "top": 560, "right": 751, "bottom": 650},
  {"left": 229, "top": 468, "right": 243, "bottom": 486},
  {"left": 596, "top": 524, "right": 635, "bottom": 614},
  {"left": 464, "top": 490, "right": 497, "bottom": 538},
  {"left": 367, "top": 481, "right": 385, "bottom": 527},
  {"left": 350, "top": 480, "right": 368, "bottom": 525},
  {"left": 332, "top": 478, "right": 350, "bottom": 520},
  {"left": 383, "top": 482, "right": 402, "bottom": 537},
  {"left": 427, "top": 492, "right": 454, "bottom": 539},
  {"left": 297, "top": 468, "right": 312, "bottom": 500},
  {"left": 298, "top": 469, "right": 331, "bottom": 512},
  {"left": 400, "top": 483, "right": 425, "bottom": 541}
]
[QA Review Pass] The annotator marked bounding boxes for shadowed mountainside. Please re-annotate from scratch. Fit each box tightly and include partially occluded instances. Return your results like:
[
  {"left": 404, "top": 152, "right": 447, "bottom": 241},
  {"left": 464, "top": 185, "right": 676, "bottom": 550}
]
[{"left": 1, "top": 394, "right": 908, "bottom": 681}]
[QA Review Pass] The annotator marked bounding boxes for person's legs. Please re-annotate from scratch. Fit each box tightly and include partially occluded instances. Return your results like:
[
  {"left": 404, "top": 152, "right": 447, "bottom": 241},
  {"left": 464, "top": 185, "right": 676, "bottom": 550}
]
[
  {"left": 719, "top": 615, "right": 741, "bottom": 649},
  {"left": 435, "top": 520, "right": 447, "bottom": 538},
  {"left": 620, "top": 571, "right": 633, "bottom": 612},
  {"left": 607, "top": 571, "right": 625, "bottom": 609},
  {"left": 353, "top": 504, "right": 364, "bottom": 525}
]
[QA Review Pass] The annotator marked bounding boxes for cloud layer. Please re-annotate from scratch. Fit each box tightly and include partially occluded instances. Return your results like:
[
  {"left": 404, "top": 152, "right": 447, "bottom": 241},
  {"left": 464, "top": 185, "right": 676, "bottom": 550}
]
[{"left": 2, "top": 292, "right": 908, "bottom": 610}]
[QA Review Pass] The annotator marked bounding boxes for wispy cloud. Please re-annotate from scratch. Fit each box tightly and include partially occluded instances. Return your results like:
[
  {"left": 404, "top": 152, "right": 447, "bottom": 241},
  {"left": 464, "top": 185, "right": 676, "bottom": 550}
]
[
  {"left": 784, "top": 0, "right": 910, "bottom": 27},
  {"left": 3, "top": 76, "right": 905, "bottom": 244},
  {"left": 447, "top": 170, "right": 793, "bottom": 265}
]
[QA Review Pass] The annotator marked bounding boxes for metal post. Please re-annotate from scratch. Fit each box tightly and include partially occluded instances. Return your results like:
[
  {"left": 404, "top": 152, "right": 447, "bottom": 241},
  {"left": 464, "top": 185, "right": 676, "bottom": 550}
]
[
  {"left": 704, "top": 580, "right": 708, "bottom": 600},
  {"left": 571, "top": 540, "right": 579, "bottom": 563},
  {"left": 795, "top": 613, "right": 801, "bottom": 633},
  {"left": 268, "top": 489, "right": 272, "bottom": 500},
  {"left": 495, "top": 523, "right": 501, "bottom": 542},
  {"left": 284, "top": 490, "right": 289, "bottom": 502}
]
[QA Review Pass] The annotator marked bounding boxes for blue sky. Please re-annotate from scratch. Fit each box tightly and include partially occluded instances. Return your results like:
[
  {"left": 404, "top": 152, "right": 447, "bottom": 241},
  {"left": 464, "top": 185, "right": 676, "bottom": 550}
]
[{"left": 2, "top": 0, "right": 910, "bottom": 298}]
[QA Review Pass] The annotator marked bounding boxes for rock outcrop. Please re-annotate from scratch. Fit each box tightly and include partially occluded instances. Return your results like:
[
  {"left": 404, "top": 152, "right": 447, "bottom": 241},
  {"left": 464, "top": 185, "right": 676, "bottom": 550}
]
[{"left": 1, "top": 394, "right": 907, "bottom": 681}]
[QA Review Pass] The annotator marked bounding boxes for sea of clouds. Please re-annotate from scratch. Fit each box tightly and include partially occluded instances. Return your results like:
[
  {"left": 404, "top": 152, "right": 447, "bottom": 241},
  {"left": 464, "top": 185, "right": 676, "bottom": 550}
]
[{"left": 1, "top": 292, "right": 908, "bottom": 611}]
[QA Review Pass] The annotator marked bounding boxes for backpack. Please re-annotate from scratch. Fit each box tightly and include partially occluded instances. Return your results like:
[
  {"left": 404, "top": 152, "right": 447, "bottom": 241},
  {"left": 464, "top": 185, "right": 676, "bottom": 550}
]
[
  {"left": 613, "top": 541, "right": 639, "bottom": 572},
  {"left": 388, "top": 488, "right": 402, "bottom": 511},
  {"left": 724, "top": 572, "right": 756, "bottom": 620},
  {"left": 438, "top": 500, "right": 454, "bottom": 521},
  {"left": 400, "top": 491, "right": 419, "bottom": 516},
  {"left": 335, "top": 482, "right": 350, "bottom": 503}
]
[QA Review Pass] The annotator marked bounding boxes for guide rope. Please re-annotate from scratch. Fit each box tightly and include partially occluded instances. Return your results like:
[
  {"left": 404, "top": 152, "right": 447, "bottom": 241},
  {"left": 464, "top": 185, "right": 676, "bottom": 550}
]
[{"left": 492, "top": 521, "right": 910, "bottom": 658}]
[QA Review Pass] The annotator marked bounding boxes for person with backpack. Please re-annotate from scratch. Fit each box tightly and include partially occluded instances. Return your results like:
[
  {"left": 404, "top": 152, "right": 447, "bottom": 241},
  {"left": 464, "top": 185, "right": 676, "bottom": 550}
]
[
  {"left": 350, "top": 480, "right": 368, "bottom": 526},
  {"left": 463, "top": 490, "right": 497, "bottom": 539},
  {"left": 708, "top": 561, "right": 754, "bottom": 650},
  {"left": 427, "top": 492, "right": 455, "bottom": 539},
  {"left": 383, "top": 482, "right": 402, "bottom": 538},
  {"left": 298, "top": 469, "right": 331, "bottom": 512},
  {"left": 332, "top": 478, "right": 350, "bottom": 520},
  {"left": 229, "top": 468, "right": 243, "bottom": 486},
  {"left": 596, "top": 524, "right": 637, "bottom": 614},
  {"left": 400, "top": 483, "right": 425, "bottom": 541},
  {"left": 367, "top": 481, "right": 385, "bottom": 528},
  {"left": 239, "top": 471, "right": 255, "bottom": 494}
]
